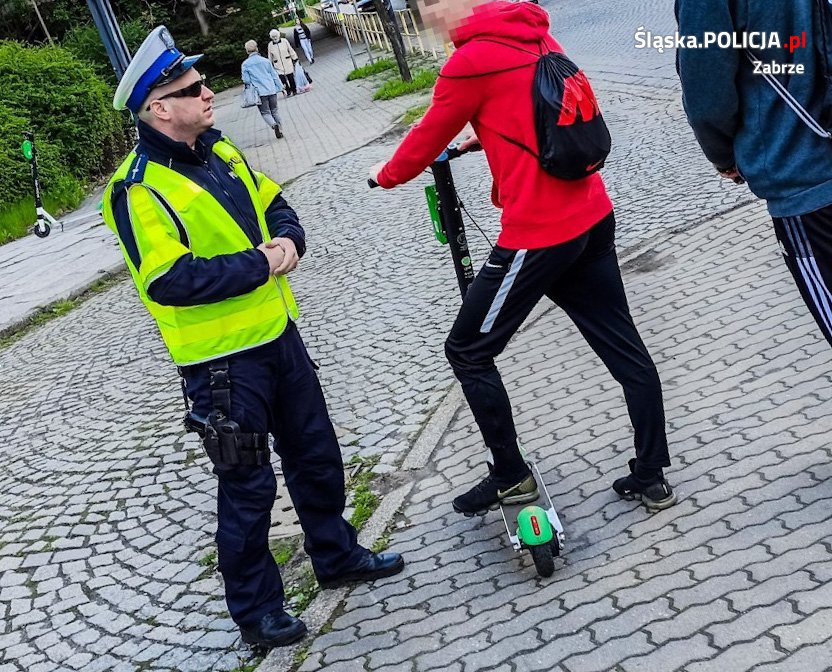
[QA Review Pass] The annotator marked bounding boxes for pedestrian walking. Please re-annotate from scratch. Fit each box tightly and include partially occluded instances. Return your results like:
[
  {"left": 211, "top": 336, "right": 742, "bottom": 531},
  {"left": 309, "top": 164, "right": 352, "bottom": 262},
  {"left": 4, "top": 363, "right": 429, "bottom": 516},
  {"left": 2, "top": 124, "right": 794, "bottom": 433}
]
[
  {"left": 677, "top": 0, "right": 832, "bottom": 347},
  {"left": 242, "top": 39, "right": 285, "bottom": 138},
  {"left": 105, "top": 25, "right": 404, "bottom": 650},
  {"left": 294, "top": 18, "right": 314, "bottom": 64},
  {"left": 268, "top": 28, "right": 299, "bottom": 96},
  {"left": 370, "top": 0, "right": 676, "bottom": 513}
]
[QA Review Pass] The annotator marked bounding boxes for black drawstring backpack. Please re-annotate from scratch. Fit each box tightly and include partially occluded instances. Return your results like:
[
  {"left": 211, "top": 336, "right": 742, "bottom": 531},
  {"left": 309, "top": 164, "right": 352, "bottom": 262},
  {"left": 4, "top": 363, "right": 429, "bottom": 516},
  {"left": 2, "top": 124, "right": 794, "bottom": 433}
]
[{"left": 477, "top": 40, "right": 612, "bottom": 180}]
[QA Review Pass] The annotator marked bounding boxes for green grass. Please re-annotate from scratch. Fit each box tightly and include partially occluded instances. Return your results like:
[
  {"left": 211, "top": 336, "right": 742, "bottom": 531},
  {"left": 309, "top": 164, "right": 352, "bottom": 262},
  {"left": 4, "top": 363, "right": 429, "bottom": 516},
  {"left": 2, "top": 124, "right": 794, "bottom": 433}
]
[
  {"left": 285, "top": 565, "right": 320, "bottom": 615},
  {"left": 346, "top": 454, "right": 381, "bottom": 531},
  {"left": 270, "top": 536, "right": 301, "bottom": 566},
  {"left": 0, "top": 177, "right": 85, "bottom": 245},
  {"left": 347, "top": 58, "right": 397, "bottom": 81},
  {"left": 371, "top": 530, "right": 391, "bottom": 554},
  {"left": 0, "top": 270, "right": 127, "bottom": 349},
  {"left": 199, "top": 550, "right": 218, "bottom": 568},
  {"left": 401, "top": 104, "right": 429, "bottom": 125},
  {"left": 373, "top": 69, "right": 438, "bottom": 100},
  {"left": 230, "top": 660, "right": 261, "bottom": 672}
]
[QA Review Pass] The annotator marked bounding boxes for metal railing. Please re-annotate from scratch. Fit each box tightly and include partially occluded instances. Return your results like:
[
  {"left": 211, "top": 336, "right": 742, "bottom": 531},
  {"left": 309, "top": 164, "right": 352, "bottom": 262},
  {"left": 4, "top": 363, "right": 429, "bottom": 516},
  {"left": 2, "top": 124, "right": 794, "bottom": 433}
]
[{"left": 308, "top": 4, "right": 445, "bottom": 59}]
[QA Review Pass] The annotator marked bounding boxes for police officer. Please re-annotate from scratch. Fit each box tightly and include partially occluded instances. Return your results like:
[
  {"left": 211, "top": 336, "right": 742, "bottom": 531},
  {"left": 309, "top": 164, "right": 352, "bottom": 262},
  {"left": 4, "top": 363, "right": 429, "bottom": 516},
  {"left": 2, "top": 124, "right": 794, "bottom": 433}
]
[{"left": 103, "top": 26, "right": 404, "bottom": 649}]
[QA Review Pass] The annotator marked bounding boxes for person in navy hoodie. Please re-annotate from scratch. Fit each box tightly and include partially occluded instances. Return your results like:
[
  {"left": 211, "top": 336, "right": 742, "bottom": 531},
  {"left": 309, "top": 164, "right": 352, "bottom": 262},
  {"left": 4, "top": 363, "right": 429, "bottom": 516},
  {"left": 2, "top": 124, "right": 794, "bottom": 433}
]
[
  {"left": 370, "top": 0, "right": 677, "bottom": 515},
  {"left": 677, "top": 0, "right": 832, "bottom": 345}
]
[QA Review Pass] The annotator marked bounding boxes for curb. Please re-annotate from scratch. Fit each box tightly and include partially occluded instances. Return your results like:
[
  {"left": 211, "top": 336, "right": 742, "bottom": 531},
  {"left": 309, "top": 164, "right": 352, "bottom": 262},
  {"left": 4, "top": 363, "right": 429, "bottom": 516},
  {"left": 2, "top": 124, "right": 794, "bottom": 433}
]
[{"left": 255, "top": 384, "right": 463, "bottom": 672}]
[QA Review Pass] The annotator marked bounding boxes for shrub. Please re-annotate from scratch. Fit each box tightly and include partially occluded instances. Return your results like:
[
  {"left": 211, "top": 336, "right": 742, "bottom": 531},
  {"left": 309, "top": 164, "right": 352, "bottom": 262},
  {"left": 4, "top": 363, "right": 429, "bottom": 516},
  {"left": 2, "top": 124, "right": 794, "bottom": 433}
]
[
  {"left": 62, "top": 19, "right": 150, "bottom": 84},
  {"left": 0, "top": 41, "right": 130, "bottom": 184},
  {"left": 373, "top": 68, "right": 438, "bottom": 100}
]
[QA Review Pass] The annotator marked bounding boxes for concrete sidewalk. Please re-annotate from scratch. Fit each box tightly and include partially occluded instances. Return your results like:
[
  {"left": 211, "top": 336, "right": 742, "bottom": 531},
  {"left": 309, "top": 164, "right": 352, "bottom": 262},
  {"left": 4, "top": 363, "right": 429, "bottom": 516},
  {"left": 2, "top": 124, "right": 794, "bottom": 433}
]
[{"left": 0, "top": 23, "right": 429, "bottom": 336}]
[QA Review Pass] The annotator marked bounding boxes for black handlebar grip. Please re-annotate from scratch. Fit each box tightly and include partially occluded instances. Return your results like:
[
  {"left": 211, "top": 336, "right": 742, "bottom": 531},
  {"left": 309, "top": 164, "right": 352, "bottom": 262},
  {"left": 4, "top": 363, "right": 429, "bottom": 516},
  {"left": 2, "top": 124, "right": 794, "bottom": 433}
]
[{"left": 368, "top": 179, "right": 380, "bottom": 189}]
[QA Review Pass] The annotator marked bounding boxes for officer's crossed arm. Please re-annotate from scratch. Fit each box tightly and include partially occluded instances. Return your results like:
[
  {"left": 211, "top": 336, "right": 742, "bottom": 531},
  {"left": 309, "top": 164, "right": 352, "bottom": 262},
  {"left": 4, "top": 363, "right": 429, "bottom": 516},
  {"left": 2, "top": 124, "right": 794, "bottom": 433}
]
[
  {"left": 112, "top": 183, "right": 273, "bottom": 307},
  {"left": 256, "top": 168, "right": 307, "bottom": 274}
]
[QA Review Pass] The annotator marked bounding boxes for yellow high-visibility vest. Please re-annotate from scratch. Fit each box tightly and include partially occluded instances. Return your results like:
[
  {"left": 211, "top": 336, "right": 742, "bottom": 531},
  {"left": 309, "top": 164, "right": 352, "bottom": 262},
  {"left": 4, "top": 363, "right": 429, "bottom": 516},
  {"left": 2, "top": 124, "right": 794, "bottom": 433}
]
[{"left": 102, "top": 138, "right": 299, "bottom": 366}]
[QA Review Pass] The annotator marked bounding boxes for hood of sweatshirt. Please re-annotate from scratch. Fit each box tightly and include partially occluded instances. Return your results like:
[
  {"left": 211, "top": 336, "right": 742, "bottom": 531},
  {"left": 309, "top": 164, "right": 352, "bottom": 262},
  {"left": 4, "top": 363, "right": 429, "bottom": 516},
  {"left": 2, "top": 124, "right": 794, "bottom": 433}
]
[{"left": 451, "top": 1, "right": 551, "bottom": 48}]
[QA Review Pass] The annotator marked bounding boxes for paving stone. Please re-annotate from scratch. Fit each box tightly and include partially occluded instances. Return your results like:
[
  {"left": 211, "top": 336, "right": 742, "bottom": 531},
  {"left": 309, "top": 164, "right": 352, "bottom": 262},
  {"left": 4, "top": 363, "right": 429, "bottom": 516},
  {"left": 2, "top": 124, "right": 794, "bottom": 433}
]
[
  {"left": 686, "top": 637, "right": 785, "bottom": 672},
  {"left": 771, "top": 608, "right": 832, "bottom": 650},
  {"left": 565, "top": 631, "right": 654, "bottom": 672},
  {"left": 620, "top": 634, "right": 716, "bottom": 672},
  {"left": 708, "top": 601, "right": 803, "bottom": 649},
  {"left": 753, "top": 642, "right": 832, "bottom": 672}
]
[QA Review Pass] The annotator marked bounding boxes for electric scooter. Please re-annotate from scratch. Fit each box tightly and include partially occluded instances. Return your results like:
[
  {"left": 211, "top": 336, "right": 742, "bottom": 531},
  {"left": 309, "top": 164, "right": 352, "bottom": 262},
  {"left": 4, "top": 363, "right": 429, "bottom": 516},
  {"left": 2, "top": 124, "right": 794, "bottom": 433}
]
[
  {"left": 22, "top": 132, "right": 62, "bottom": 238},
  {"left": 370, "top": 144, "right": 565, "bottom": 577}
]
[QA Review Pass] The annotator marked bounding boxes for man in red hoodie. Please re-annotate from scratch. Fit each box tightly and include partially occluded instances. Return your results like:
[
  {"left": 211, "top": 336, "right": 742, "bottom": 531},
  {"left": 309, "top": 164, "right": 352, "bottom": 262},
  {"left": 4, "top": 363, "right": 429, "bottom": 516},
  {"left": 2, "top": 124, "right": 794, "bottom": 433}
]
[{"left": 370, "top": 0, "right": 676, "bottom": 513}]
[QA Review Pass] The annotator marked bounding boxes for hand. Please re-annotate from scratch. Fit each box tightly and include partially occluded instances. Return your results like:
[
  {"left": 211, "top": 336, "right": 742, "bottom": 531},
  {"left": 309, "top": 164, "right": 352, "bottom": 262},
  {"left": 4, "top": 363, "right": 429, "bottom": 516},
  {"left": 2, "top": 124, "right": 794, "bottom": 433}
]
[
  {"left": 459, "top": 132, "right": 481, "bottom": 152},
  {"left": 257, "top": 241, "right": 286, "bottom": 275},
  {"left": 716, "top": 165, "right": 745, "bottom": 185},
  {"left": 369, "top": 161, "right": 386, "bottom": 186},
  {"left": 266, "top": 237, "right": 299, "bottom": 275}
]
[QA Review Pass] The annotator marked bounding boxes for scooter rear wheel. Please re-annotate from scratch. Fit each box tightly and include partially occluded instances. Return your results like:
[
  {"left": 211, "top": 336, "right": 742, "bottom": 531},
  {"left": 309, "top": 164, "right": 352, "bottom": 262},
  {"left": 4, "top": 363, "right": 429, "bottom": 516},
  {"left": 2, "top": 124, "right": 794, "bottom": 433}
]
[
  {"left": 529, "top": 543, "right": 555, "bottom": 578},
  {"left": 34, "top": 223, "right": 50, "bottom": 238}
]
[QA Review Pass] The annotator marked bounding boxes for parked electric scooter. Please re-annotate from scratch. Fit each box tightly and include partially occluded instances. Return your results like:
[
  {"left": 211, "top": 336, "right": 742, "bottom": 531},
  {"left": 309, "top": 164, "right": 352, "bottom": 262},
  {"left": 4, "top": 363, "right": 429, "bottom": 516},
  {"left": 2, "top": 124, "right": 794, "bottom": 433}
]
[{"left": 370, "top": 144, "right": 565, "bottom": 577}]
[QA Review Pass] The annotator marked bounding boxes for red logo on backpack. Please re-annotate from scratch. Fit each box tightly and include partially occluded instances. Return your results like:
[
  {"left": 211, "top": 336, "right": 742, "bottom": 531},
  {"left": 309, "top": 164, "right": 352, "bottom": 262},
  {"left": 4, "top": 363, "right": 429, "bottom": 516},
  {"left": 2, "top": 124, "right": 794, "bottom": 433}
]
[{"left": 557, "top": 72, "right": 601, "bottom": 127}]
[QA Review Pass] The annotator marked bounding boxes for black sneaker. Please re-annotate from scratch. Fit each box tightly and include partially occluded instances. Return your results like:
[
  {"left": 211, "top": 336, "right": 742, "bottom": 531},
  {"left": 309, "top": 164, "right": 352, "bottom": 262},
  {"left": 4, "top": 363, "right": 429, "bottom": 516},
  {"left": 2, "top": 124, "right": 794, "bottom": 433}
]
[
  {"left": 612, "top": 458, "right": 677, "bottom": 510},
  {"left": 452, "top": 463, "right": 539, "bottom": 517}
]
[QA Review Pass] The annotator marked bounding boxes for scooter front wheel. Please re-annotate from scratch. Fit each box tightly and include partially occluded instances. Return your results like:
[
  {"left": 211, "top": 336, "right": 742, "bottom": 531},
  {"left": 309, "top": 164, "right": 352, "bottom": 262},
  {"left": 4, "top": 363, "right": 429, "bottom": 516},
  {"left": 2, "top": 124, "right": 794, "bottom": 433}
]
[
  {"left": 34, "top": 223, "right": 50, "bottom": 238},
  {"left": 529, "top": 542, "right": 555, "bottom": 578}
]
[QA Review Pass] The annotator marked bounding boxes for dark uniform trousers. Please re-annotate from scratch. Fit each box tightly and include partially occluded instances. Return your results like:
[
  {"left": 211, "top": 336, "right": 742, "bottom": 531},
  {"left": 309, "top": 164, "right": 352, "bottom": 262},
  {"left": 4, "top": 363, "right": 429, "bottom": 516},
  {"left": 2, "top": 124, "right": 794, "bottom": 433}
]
[
  {"left": 182, "top": 322, "right": 363, "bottom": 627},
  {"left": 445, "top": 212, "right": 671, "bottom": 486}
]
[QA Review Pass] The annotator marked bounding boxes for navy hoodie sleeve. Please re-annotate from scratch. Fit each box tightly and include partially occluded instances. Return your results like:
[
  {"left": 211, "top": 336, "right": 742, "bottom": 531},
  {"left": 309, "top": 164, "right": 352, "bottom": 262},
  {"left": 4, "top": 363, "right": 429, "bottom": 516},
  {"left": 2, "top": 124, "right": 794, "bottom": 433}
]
[
  {"left": 675, "top": 0, "right": 740, "bottom": 169},
  {"left": 111, "top": 188, "right": 271, "bottom": 307},
  {"left": 265, "top": 195, "right": 307, "bottom": 258}
]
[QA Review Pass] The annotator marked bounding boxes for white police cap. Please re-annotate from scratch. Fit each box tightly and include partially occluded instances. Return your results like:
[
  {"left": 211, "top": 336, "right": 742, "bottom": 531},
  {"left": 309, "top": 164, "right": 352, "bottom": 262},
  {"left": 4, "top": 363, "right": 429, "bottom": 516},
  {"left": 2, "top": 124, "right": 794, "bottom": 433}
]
[{"left": 113, "top": 26, "right": 203, "bottom": 113}]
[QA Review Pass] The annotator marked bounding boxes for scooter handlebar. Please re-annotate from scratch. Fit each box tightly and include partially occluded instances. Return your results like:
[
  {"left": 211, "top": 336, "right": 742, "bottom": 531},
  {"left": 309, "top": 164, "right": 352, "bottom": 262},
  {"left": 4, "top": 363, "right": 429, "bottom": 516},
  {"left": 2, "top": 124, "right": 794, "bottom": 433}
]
[
  {"left": 368, "top": 142, "right": 483, "bottom": 188},
  {"left": 445, "top": 142, "right": 482, "bottom": 160}
]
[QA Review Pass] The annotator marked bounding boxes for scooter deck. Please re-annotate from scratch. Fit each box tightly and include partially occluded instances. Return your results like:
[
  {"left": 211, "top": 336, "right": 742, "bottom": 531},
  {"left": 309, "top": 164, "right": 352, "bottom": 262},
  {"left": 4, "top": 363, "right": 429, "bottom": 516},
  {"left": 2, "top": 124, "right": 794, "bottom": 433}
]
[{"left": 499, "top": 461, "right": 565, "bottom": 551}]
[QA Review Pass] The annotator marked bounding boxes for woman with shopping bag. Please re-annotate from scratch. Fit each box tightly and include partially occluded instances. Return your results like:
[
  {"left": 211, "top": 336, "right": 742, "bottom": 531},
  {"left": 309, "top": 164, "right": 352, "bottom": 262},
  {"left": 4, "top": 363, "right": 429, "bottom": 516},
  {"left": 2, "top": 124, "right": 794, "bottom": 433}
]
[{"left": 242, "top": 39, "right": 286, "bottom": 138}]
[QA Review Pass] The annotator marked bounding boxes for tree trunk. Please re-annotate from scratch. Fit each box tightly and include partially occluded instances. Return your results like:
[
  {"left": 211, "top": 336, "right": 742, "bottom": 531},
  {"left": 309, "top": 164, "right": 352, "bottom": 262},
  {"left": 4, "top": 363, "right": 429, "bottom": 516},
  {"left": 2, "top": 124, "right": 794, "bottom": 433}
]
[
  {"left": 184, "top": 0, "right": 210, "bottom": 36},
  {"left": 372, "top": 0, "right": 411, "bottom": 82}
]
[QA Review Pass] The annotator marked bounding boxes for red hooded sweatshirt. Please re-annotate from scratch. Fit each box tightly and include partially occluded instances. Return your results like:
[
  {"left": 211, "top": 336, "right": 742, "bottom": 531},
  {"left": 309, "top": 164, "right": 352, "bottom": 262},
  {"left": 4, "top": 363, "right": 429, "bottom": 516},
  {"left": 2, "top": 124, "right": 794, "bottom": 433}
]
[{"left": 377, "top": 1, "right": 613, "bottom": 250}]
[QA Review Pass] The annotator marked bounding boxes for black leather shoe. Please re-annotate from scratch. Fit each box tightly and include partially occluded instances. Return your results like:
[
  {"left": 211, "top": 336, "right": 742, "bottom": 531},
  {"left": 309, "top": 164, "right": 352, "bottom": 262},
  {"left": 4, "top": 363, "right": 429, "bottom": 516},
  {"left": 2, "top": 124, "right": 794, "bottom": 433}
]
[
  {"left": 318, "top": 551, "right": 405, "bottom": 589},
  {"left": 240, "top": 610, "right": 307, "bottom": 648}
]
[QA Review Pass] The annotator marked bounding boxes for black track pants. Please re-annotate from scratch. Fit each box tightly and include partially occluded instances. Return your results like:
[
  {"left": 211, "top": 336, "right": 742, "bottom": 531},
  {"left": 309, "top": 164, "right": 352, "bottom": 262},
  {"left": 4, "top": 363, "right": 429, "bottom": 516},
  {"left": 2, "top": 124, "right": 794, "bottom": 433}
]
[
  {"left": 773, "top": 207, "right": 832, "bottom": 346},
  {"left": 444, "top": 212, "right": 671, "bottom": 486}
]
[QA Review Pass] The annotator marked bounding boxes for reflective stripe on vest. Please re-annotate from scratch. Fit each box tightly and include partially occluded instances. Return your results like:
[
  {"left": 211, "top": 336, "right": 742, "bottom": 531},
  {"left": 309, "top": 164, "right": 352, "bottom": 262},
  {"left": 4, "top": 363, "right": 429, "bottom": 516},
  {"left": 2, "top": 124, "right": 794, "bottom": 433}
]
[{"left": 102, "top": 138, "right": 299, "bottom": 366}]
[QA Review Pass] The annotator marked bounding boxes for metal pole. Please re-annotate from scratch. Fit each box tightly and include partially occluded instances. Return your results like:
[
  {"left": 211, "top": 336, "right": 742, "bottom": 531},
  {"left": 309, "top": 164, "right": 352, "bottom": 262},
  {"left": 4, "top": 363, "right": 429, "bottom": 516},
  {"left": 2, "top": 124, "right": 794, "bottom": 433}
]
[
  {"left": 349, "top": 0, "right": 375, "bottom": 64},
  {"left": 335, "top": 7, "right": 358, "bottom": 70},
  {"left": 86, "top": 0, "right": 131, "bottom": 80}
]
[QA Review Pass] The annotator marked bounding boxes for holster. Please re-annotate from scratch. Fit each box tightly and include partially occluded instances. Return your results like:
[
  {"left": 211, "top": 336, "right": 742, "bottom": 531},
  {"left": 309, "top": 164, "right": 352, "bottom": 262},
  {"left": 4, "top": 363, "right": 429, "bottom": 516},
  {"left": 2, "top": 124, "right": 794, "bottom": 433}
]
[{"left": 181, "top": 361, "right": 270, "bottom": 467}]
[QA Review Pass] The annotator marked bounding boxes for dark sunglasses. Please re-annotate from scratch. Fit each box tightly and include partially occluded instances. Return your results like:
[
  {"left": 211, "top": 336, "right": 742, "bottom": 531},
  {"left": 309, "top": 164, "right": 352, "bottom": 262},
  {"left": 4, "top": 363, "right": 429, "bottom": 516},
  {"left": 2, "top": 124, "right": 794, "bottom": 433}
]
[{"left": 146, "top": 75, "right": 207, "bottom": 111}]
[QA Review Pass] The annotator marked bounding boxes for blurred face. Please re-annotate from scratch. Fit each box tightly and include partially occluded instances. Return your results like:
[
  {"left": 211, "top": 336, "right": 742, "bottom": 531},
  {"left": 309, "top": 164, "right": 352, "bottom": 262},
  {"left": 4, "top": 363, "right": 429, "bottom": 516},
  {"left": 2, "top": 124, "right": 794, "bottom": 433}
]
[
  {"left": 145, "top": 68, "right": 215, "bottom": 138},
  {"left": 416, "top": 0, "right": 483, "bottom": 39}
]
